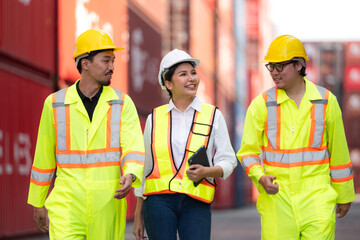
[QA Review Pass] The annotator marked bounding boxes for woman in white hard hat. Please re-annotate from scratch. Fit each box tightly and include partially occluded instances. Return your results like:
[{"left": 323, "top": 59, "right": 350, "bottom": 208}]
[{"left": 133, "top": 49, "right": 237, "bottom": 240}]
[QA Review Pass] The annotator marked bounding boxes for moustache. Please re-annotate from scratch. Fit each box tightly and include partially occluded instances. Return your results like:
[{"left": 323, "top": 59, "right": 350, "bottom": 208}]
[{"left": 105, "top": 70, "right": 113, "bottom": 75}]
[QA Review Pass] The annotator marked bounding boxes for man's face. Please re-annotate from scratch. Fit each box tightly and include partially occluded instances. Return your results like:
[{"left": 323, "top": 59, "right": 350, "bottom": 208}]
[
  {"left": 267, "top": 61, "right": 302, "bottom": 90},
  {"left": 86, "top": 50, "right": 115, "bottom": 86}
]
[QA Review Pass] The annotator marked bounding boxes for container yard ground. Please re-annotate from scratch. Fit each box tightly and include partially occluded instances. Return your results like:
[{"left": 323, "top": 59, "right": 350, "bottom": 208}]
[{"left": 19, "top": 198, "right": 360, "bottom": 240}]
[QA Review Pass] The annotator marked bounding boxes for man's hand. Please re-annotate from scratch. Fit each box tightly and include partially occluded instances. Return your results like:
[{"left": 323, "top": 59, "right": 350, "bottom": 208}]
[
  {"left": 33, "top": 207, "right": 49, "bottom": 233},
  {"left": 114, "top": 174, "right": 133, "bottom": 199},
  {"left": 259, "top": 175, "right": 279, "bottom": 194},
  {"left": 336, "top": 202, "right": 351, "bottom": 218}
]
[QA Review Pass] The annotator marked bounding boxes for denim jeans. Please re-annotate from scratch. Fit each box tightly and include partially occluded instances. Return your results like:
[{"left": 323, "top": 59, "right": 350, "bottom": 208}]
[{"left": 143, "top": 193, "right": 211, "bottom": 240}]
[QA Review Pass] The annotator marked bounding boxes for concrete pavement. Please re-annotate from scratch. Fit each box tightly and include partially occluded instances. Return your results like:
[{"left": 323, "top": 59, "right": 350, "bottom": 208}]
[
  {"left": 16, "top": 202, "right": 360, "bottom": 240},
  {"left": 124, "top": 202, "right": 360, "bottom": 240}
]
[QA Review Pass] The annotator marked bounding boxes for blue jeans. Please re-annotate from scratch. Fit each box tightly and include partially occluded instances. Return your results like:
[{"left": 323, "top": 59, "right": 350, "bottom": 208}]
[{"left": 143, "top": 193, "right": 211, "bottom": 240}]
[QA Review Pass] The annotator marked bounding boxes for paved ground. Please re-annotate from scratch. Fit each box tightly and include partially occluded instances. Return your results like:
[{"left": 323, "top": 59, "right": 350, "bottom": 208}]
[{"left": 13, "top": 202, "right": 360, "bottom": 240}]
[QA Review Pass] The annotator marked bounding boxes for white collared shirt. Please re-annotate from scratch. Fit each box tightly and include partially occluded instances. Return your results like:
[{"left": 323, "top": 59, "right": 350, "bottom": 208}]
[{"left": 135, "top": 96, "right": 237, "bottom": 197}]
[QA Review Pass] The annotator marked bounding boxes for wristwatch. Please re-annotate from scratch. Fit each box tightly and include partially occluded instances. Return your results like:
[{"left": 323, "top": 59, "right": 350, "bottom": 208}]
[{"left": 131, "top": 174, "right": 136, "bottom": 182}]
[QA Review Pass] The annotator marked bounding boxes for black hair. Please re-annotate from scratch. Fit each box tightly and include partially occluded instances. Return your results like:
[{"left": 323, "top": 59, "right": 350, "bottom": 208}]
[
  {"left": 299, "top": 66, "right": 307, "bottom": 76},
  {"left": 76, "top": 49, "right": 113, "bottom": 74},
  {"left": 163, "top": 61, "right": 196, "bottom": 98}
]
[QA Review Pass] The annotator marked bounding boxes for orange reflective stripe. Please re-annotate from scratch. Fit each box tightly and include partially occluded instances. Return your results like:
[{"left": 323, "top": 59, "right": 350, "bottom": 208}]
[
  {"left": 30, "top": 178, "right": 52, "bottom": 186},
  {"left": 331, "top": 175, "right": 353, "bottom": 183},
  {"left": 330, "top": 162, "right": 352, "bottom": 170},
  {"left": 56, "top": 148, "right": 121, "bottom": 155},
  {"left": 57, "top": 161, "right": 120, "bottom": 169},
  {"left": 32, "top": 166, "right": 56, "bottom": 173},
  {"left": 264, "top": 158, "right": 329, "bottom": 168},
  {"left": 308, "top": 105, "right": 316, "bottom": 147},
  {"left": 262, "top": 145, "right": 328, "bottom": 154},
  {"left": 246, "top": 162, "right": 261, "bottom": 175},
  {"left": 240, "top": 154, "right": 259, "bottom": 164}
]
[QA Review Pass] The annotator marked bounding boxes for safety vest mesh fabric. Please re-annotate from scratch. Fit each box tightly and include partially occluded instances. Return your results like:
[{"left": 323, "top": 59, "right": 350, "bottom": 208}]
[
  {"left": 241, "top": 85, "right": 353, "bottom": 182},
  {"left": 30, "top": 88, "right": 141, "bottom": 186},
  {"left": 143, "top": 103, "right": 217, "bottom": 203}
]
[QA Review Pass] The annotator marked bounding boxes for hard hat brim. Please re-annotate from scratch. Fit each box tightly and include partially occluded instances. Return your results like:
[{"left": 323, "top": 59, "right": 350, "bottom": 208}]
[
  {"left": 158, "top": 58, "right": 200, "bottom": 90},
  {"left": 73, "top": 46, "right": 125, "bottom": 59}
]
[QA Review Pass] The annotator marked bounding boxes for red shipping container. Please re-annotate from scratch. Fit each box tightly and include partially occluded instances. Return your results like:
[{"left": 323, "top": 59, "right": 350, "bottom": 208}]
[
  {"left": 0, "top": 0, "right": 56, "bottom": 73},
  {"left": 212, "top": 172, "right": 236, "bottom": 209},
  {"left": 344, "top": 65, "right": 360, "bottom": 91},
  {"left": 353, "top": 166, "right": 360, "bottom": 194},
  {"left": 0, "top": 67, "right": 53, "bottom": 237},
  {"left": 345, "top": 42, "right": 360, "bottom": 64},
  {"left": 58, "top": 0, "right": 128, "bottom": 92}
]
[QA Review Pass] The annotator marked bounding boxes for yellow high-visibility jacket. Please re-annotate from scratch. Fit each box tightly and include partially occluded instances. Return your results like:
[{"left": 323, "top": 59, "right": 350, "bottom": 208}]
[
  {"left": 237, "top": 78, "right": 355, "bottom": 204},
  {"left": 27, "top": 81, "right": 144, "bottom": 237}
]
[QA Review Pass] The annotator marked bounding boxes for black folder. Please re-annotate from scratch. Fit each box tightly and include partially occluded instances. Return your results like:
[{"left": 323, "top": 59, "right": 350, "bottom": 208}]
[{"left": 187, "top": 145, "right": 209, "bottom": 187}]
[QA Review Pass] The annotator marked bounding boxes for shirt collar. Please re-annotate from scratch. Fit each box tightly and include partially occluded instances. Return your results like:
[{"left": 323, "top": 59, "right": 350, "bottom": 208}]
[
  {"left": 76, "top": 81, "right": 103, "bottom": 101},
  {"left": 166, "top": 96, "right": 202, "bottom": 113}
]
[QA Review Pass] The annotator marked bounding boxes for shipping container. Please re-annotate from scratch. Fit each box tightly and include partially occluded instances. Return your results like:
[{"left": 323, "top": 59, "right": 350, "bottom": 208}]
[
  {"left": 190, "top": 0, "right": 215, "bottom": 77},
  {"left": 353, "top": 166, "right": 360, "bottom": 194},
  {"left": 127, "top": 3, "right": 163, "bottom": 117},
  {"left": 212, "top": 173, "right": 236, "bottom": 209},
  {"left": 0, "top": 0, "right": 56, "bottom": 74},
  {"left": 317, "top": 43, "right": 344, "bottom": 102},
  {"left": 344, "top": 65, "right": 360, "bottom": 91},
  {"left": 58, "top": 0, "right": 128, "bottom": 91},
  {"left": 342, "top": 92, "right": 360, "bottom": 148},
  {"left": 129, "top": 0, "right": 166, "bottom": 27},
  {"left": 303, "top": 42, "right": 321, "bottom": 84},
  {"left": 0, "top": 67, "right": 53, "bottom": 237},
  {"left": 345, "top": 42, "right": 360, "bottom": 64}
]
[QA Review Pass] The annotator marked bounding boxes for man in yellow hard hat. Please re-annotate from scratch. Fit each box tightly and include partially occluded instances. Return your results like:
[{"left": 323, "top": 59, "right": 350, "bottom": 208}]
[
  {"left": 27, "top": 29, "right": 145, "bottom": 239},
  {"left": 237, "top": 35, "right": 355, "bottom": 239}
]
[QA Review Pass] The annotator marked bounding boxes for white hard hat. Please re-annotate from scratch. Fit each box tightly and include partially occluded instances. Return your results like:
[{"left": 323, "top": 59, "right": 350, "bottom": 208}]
[{"left": 158, "top": 49, "right": 200, "bottom": 90}]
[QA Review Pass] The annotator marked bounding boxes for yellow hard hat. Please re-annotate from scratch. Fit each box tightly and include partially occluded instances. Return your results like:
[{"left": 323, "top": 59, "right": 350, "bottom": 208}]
[
  {"left": 263, "top": 35, "right": 309, "bottom": 63},
  {"left": 73, "top": 29, "right": 124, "bottom": 59}
]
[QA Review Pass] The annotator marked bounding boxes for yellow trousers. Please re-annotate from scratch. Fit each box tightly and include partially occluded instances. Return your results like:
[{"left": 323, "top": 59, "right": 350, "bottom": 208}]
[
  {"left": 257, "top": 176, "right": 337, "bottom": 240},
  {"left": 45, "top": 178, "right": 127, "bottom": 240}
]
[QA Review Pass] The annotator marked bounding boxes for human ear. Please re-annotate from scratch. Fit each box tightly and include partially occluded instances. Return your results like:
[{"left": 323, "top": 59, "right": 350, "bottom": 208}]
[
  {"left": 81, "top": 59, "right": 89, "bottom": 70},
  {"left": 164, "top": 80, "right": 173, "bottom": 90}
]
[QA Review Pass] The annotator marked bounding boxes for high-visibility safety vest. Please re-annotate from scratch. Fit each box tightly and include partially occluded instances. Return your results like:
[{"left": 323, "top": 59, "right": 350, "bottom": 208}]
[
  {"left": 28, "top": 81, "right": 145, "bottom": 208},
  {"left": 143, "top": 103, "right": 217, "bottom": 204},
  {"left": 238, "top": 78, "right": 355, "bottom": 203}
]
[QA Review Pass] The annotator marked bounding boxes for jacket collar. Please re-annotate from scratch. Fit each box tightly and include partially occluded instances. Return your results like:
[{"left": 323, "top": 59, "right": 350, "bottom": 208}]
[
  {"left": 64, "top": 79, "right": 119, "bottom": 105},
  {"left": 276, "top": 77, "right": 323, "bottom": 104}
]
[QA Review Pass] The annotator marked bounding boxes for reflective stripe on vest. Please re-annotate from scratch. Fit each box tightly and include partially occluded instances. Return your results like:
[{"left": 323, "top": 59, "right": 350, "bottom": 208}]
[
  {"left": 30, "top": 166, "right": 56, "bottom": 186},
  {"left": 144, "top": 104, "right": 217, "bottom": 203},
  {"left": 261, "top": 86, "right": 330, "bottom": 168},
  {"left": 50, "top": 88, "right": 145, "bottom": 168},
  {"left": 330, "top": 162, "right": 353, "bottom": 182},
  {"left": 52, "top": 88, "right": 69, "bottom": 151},
  {"left": 240, "top": 155, "right": 261, "bottom": 175},
  {"left": 309, "top": 85, "right": 328, "bottom": 148}
]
